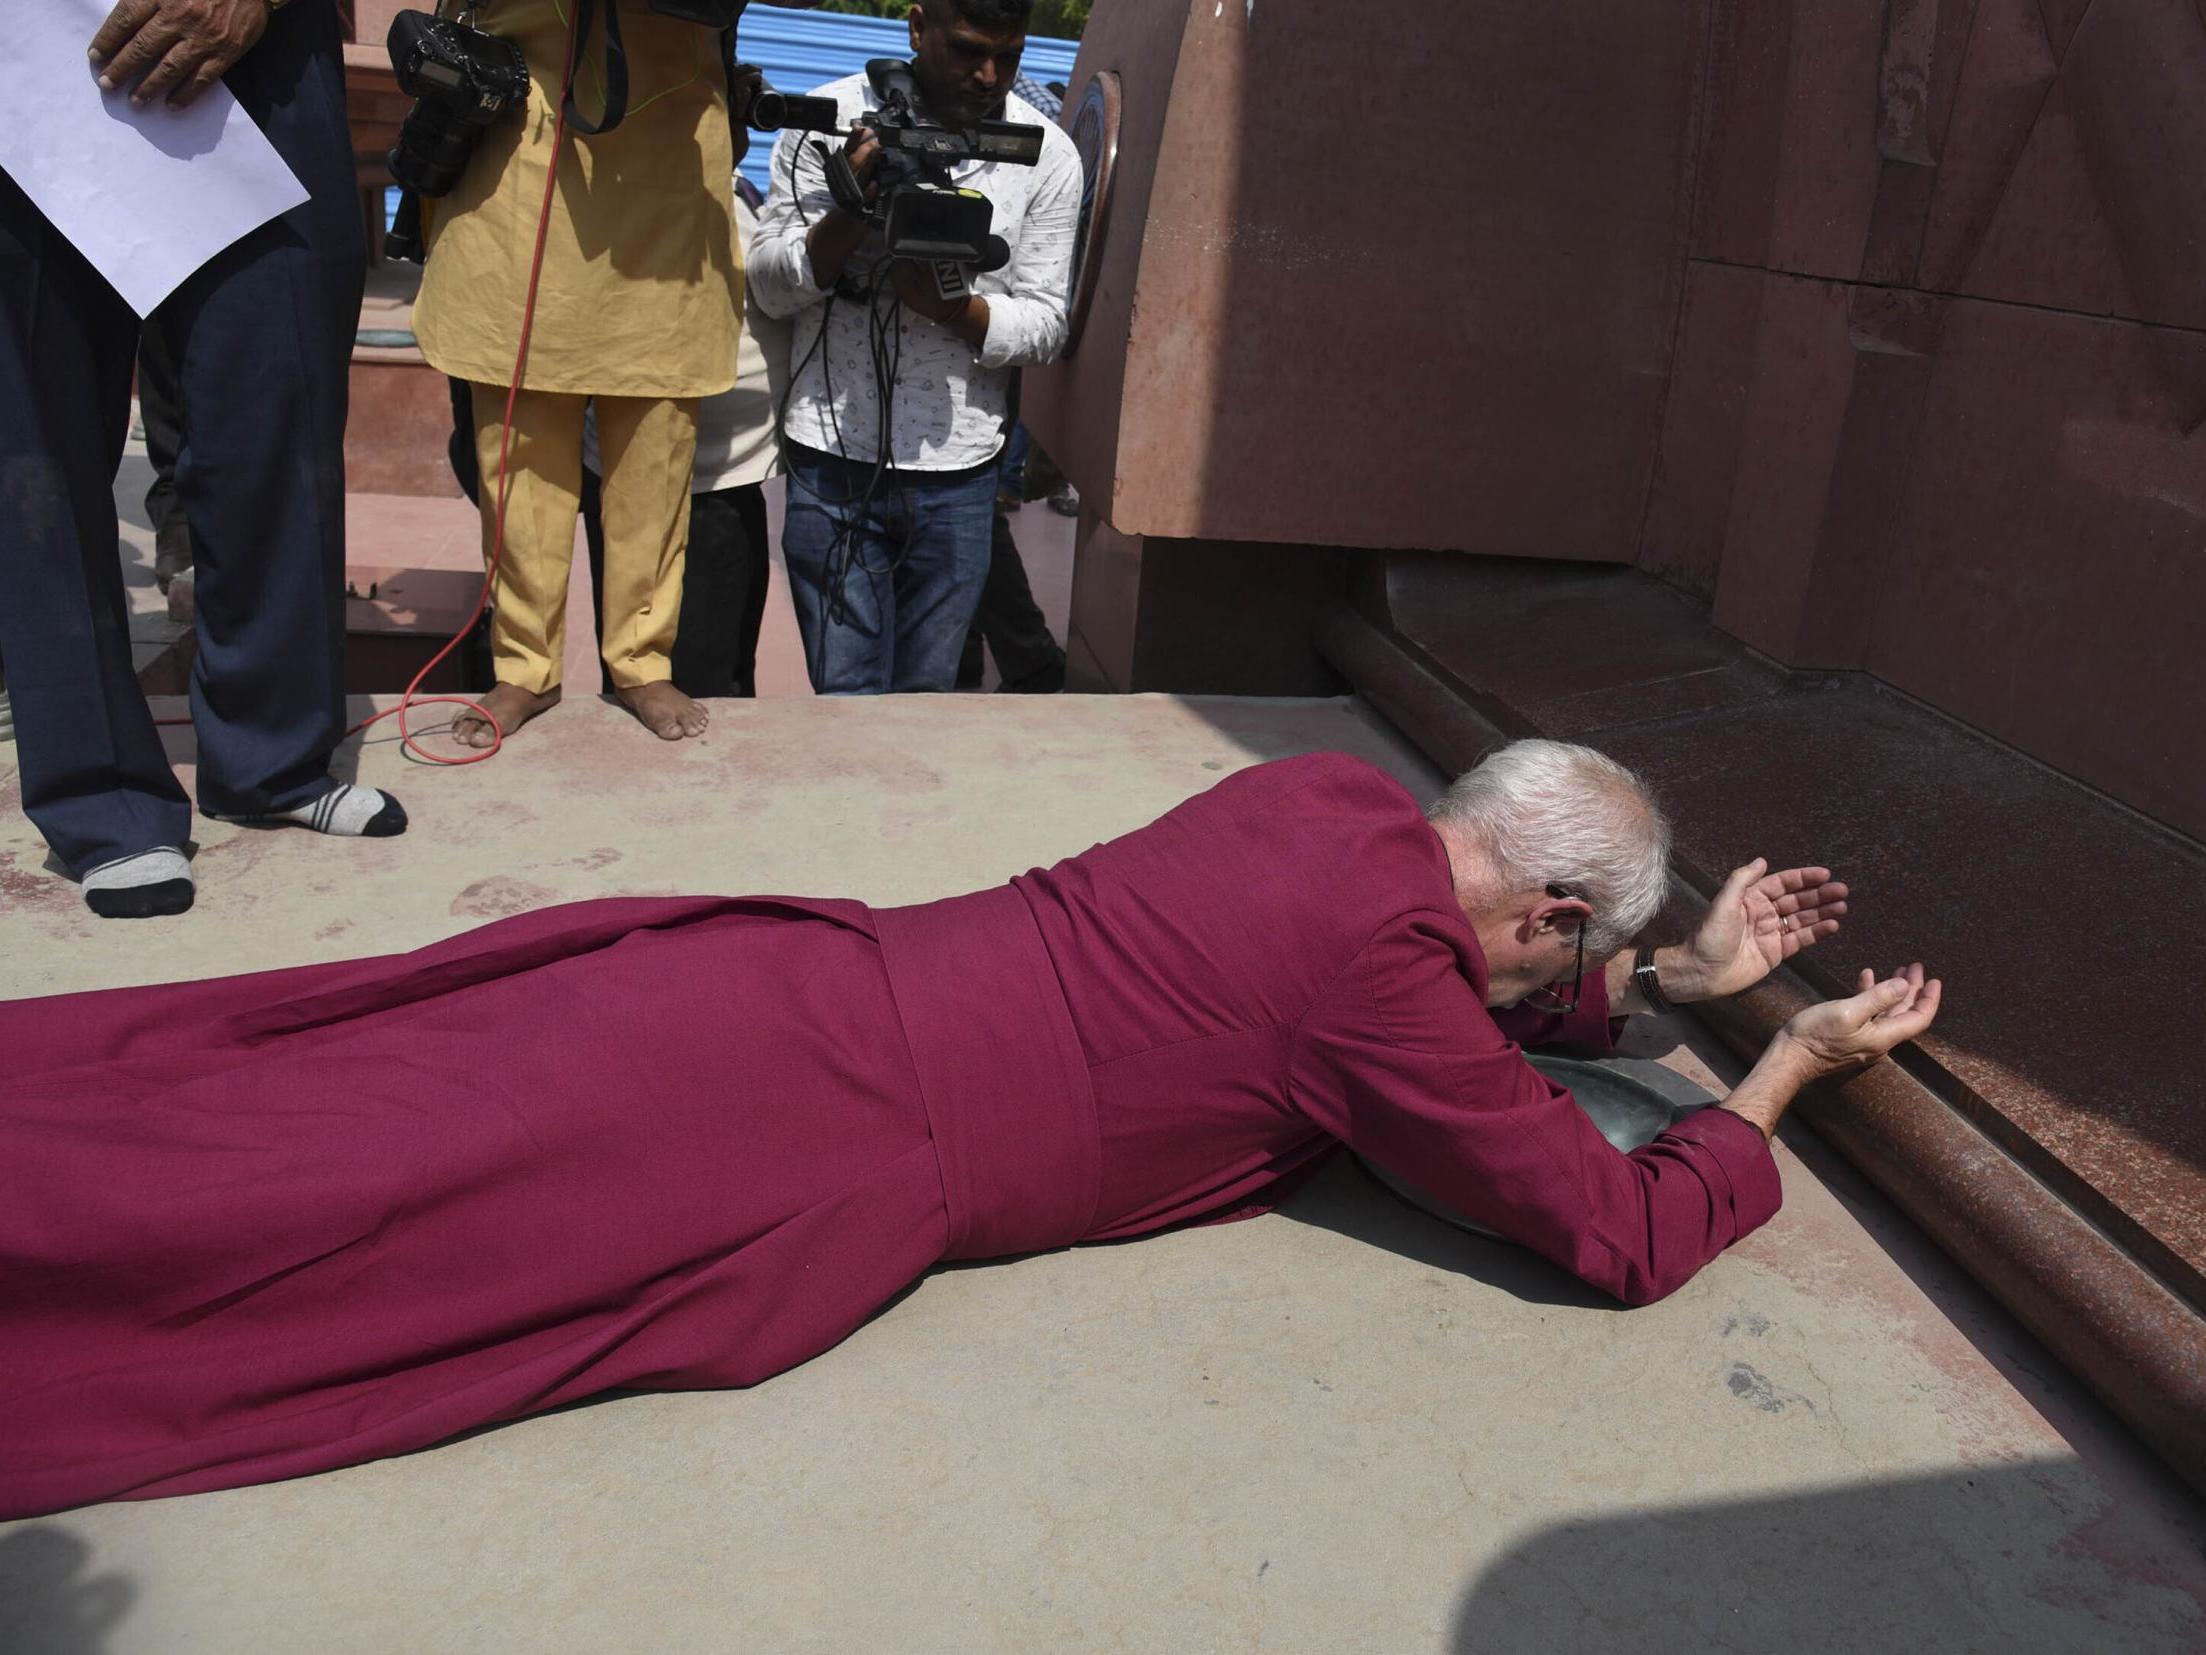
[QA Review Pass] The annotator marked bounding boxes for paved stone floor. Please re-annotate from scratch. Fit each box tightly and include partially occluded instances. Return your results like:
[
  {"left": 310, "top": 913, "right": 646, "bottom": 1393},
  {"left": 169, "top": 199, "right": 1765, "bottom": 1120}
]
[{"left": 2, "top": 695, "right": 2203, "bottom": 1653}]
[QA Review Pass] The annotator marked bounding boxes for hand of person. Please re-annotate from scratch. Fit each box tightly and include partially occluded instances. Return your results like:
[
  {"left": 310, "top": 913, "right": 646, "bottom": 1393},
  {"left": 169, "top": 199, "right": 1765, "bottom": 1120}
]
[
  {"left": 1676, "top": 857, "right": 1848, "bottom": 1001},
  {"left": 889, "top": 258, "right": 960, "bottom": 326},
  {"left": 806, "top": 125, "right": 885, "bottom": 285},
  {"left": 1779, "top": 964, "right": 1942, "bottom": 1078},
  {"left": 837, "top": 123, "right": 883, "bottom": 209},
  {"left": 729, "top": 62, "right": 764, "bottom": 163},
  {"left": 90, "top": 0, "right": 270, "bottom": 111},
  {"left": 730, "top": 62, "right": 765, "bottom": 128},
  {"left": 888, "top": 259, "right": 989, "bottom": 349}
]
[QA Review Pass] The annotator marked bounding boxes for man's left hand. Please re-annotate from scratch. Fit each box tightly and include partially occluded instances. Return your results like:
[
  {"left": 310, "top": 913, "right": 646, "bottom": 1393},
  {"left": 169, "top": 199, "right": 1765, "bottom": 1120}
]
[
  {"left": 1676, "top": 857, "right": 1848, "bottom": 1001},
  {"left": 90, "top": 0, "right": 270, "bottom": 111},
  {"left": 889, "top": 259, "right": 961, "bottom": 325},
  {"left": 728, "top": 62, "right": 764, "bottom": 163},
  {"left": 889, "top": 259, "right": 988, "bottom": 349}
]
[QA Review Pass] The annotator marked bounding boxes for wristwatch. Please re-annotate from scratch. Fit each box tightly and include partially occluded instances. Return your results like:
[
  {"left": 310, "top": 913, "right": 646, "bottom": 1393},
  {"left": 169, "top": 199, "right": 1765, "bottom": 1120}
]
[{"left": 1631, "top": 944, "right": 1675, "bottom": 1016}]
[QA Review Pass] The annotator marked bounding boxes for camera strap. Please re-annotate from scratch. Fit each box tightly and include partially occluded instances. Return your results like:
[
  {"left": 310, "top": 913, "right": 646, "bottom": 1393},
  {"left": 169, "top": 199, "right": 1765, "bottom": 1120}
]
[{"left": 560, "top": 0, "right": 632, "bottom": 135}]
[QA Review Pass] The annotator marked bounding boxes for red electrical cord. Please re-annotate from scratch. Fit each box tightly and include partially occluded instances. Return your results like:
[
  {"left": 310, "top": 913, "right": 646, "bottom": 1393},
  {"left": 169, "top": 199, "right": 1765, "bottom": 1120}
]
[{"left": 155, "top": 5, "right": 583, "bottom": 766}]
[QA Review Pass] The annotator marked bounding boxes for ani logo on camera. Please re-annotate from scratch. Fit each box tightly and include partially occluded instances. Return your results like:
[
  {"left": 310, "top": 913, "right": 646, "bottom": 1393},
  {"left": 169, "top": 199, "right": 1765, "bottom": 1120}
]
[{"left": 1063, "top": 71, "right": 1121, "bottom": 356}]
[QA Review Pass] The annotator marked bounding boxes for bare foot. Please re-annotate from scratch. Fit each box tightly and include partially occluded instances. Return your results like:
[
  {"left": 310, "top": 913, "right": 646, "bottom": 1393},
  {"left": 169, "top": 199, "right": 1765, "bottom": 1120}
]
[
  {"left": 617, "top": 681, "right": 709, "bottom": 741},
  {"left": 451, "top": 683, "right": 561, "bottom": 749}
]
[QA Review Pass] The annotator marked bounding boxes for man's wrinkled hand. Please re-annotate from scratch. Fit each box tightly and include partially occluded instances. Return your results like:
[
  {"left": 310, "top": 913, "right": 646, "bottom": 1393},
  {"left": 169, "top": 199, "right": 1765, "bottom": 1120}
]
[
  {"left": 1679, "top": 856, "right": 1848, "bottom": 1000},
  {"left": 90, "top": 0, "right": 270, "bottom": 111},
  {"left": 1780, "top": 963, "right": 1942, "bottom": 1077}
]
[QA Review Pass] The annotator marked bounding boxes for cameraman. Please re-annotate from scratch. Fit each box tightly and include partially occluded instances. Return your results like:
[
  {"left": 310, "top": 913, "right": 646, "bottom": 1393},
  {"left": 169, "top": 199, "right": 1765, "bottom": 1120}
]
[{"left": 748, "top": 0, "right": 1081, "bottom": 695}]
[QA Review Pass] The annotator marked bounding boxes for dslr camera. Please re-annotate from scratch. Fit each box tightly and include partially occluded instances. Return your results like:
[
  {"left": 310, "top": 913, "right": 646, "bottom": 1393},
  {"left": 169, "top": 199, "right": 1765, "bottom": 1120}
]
[
  {"left": 381, "top": 11, "right": 531, "bottom": 261},
  {"left": 380, "top": 0, "right": 755, "bottom": 263},
  {"left": 768, "top": 57, "right": 1046, "bottom": 268}
]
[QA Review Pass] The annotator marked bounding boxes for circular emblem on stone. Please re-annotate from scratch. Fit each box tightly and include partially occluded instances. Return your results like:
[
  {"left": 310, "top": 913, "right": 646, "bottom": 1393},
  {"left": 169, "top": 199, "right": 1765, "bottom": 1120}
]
[{"left": 1062, "top": 70, "right": 1121, "bottom": 355}]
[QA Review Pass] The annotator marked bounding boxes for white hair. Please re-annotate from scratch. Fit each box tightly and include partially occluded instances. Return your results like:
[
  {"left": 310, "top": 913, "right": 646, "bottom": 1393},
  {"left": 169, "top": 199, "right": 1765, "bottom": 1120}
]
[{"left": 1425, "top": 739, "right": 1671, "bottom": 956}]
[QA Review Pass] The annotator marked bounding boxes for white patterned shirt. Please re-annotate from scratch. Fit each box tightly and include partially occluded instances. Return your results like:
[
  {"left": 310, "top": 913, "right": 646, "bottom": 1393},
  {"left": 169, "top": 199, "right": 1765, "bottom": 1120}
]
[{"left": 747, "top": 73, "right": 1082, "bottom": 471}]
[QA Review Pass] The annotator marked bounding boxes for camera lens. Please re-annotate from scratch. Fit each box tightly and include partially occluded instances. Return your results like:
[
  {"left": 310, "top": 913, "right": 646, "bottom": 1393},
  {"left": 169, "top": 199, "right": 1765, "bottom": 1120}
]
[{"left": 389, "top": 106, "right": 480, "bottom": 198}]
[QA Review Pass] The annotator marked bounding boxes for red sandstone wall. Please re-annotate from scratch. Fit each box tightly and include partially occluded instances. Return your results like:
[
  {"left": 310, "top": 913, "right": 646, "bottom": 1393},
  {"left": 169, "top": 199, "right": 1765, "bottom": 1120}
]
[
  {"left": 1013, "top": 0, "right": 1191, "bottom": 530},
  {"left": 349, "top": 1, "right": 408, "bottom": 46},
  {"left": 1646, "top": 0, "right": 2206, "bottom": 841},
  {"left": 1024, "top": 0, "right": 1707, "bottom": 557},
  {"left": 1029, "top": 0, "right": 2206, "bottom": 840}
]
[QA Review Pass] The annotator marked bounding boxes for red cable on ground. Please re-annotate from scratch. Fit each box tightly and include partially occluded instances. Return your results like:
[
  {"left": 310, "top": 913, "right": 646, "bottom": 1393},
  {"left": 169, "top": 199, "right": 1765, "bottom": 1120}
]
[{"left": 156, "top": 8, "right": 582, "bottom": 764}]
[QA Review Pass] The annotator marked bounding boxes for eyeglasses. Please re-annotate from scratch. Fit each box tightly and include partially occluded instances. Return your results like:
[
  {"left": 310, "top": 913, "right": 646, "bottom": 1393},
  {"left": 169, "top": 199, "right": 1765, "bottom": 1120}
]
[{"left": 1521, "top": 883, "right": 1588, "bottom": 1016}]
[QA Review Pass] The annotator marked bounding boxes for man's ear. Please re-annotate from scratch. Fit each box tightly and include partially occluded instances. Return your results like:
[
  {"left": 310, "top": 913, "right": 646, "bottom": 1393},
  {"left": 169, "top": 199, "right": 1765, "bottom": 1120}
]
[{"left": 1528, "top": 894, "right": 1591, "bottom": 938}]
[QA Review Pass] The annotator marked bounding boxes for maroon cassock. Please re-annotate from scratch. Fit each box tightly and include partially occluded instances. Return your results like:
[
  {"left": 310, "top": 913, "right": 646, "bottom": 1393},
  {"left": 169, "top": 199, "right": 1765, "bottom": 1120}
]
[{"left": 0, "top": 754, "right": 1780, "bottom": 1516}]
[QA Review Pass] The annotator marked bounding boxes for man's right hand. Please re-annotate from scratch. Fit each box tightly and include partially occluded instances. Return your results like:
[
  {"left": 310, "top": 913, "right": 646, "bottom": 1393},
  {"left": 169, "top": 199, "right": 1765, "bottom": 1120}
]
[
  {"left": 1720, "top": 964, "right": 1941, "bottom": 1140},
  {"left": 1780, "top": 964, "right": 1943, "bottom": 1077},
  {"left": 806, "top": 125, "right": 884, "bottom": 288},
  {"left": 837, "top": 124, "right": 884, "bottom": 207},
  {"left": 90, "top": 0, "right": 269, "bottom": 111}
]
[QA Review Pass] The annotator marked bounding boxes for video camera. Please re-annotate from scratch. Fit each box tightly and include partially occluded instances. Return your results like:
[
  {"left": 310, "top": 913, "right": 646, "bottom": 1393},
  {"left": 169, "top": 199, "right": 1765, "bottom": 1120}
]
[{"left": 759, "top": 57, "right": 1046, "bottom": 269}]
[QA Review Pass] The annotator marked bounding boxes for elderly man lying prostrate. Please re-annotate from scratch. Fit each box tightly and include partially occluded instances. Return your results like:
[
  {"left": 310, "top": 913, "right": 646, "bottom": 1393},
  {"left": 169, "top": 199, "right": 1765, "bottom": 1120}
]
[{"left": 0, "top": 742, "right": 1939, "bottom": 1516}]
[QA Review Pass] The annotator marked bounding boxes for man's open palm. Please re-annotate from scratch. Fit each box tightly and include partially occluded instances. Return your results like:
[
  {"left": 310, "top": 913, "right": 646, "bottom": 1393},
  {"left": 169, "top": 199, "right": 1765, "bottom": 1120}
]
[{"left": 1686, "top": 857, "right": 1848, "bottom": 1000}]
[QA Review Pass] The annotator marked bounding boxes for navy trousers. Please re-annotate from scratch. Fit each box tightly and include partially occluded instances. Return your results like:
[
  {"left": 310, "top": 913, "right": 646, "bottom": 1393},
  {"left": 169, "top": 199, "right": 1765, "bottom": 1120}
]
[{"left": 0, "top": 5, "right": 362, "bottom": 879}]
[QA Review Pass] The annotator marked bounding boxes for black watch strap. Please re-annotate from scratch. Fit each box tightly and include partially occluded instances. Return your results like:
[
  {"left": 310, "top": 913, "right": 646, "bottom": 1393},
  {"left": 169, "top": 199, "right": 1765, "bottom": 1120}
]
[{"left": 1632, "top": 944, "right": 1675, "bottom": 1016}]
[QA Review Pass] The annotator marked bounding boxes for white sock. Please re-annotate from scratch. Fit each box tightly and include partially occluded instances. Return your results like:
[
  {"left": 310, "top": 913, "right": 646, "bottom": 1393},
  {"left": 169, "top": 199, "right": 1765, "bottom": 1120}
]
[
  {"left": 226, "top": 784, "right": 407, "bottom": 838},
  {"left": 82, "top": 848, "right": 194, "bottom": 919}
]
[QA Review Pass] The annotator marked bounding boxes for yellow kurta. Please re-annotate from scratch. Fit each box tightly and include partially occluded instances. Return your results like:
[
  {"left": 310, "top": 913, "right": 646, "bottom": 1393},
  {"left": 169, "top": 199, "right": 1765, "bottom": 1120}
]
[{"left": 414, "top": 0, "right": 741, "bottom": 397}]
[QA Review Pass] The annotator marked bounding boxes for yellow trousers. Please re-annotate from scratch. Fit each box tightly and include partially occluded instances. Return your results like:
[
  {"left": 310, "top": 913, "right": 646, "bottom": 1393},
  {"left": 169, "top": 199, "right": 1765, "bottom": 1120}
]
[{"left": 470, "top": 386, "right": 697, "bottom": 694}]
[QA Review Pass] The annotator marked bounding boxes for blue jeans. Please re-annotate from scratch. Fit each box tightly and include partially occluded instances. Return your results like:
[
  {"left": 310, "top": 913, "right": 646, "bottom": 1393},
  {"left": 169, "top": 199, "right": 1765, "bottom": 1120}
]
[
  {"left": 1000, "top": 422, "right": 1033, "bottom": 499},
  {"left": 781, "top": 442, "right": 1000, "bottom": 694}
]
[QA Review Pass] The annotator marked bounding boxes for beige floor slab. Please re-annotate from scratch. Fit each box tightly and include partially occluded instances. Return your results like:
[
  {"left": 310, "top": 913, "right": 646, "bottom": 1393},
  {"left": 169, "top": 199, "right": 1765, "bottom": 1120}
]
[{"left": 2, "top": 695, "right": 2202, "bottom": 1654}]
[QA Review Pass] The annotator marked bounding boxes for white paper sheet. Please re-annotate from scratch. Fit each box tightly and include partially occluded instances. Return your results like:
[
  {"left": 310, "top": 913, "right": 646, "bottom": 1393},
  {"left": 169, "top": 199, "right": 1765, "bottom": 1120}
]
[{"left": 0, "top": 0, "right": 310, "bottom": 317}]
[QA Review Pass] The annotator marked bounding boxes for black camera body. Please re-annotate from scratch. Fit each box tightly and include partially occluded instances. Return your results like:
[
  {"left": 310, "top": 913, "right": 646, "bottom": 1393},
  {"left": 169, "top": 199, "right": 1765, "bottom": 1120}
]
[
  {"left": 381, "top": 11, "right": 531, "bottom": 261},
  {"left": 380, "top": 0, "right": 746, "bottom": 263},
  {"left": 386, "top": 13, "right": 530, "bottom": 199},
  {"left": 769, "top": 58, "right": 1046, "bottom": 267}
]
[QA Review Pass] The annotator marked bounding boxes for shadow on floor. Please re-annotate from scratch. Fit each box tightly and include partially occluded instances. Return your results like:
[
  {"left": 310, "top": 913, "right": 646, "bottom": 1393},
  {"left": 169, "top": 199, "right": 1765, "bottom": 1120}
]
[
  {"left": 1447, "top": 1457, "right": 2206, "bottom": 1655},
  {"left": 1278, "top": 1155, "right": 1626, "bottom": 1313},
  {"left": 0, "top": 1527, "right": 135, "bottom": 1655}
]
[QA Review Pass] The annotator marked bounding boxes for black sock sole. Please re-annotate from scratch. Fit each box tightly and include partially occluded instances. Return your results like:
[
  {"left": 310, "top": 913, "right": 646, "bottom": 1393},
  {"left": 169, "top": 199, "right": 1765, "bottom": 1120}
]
[
  {"left": 361, "top": 795, "right": 409, "bottom": 837},
  {"left": 85, "top": 878, "right": 196, "bottom": 919}
]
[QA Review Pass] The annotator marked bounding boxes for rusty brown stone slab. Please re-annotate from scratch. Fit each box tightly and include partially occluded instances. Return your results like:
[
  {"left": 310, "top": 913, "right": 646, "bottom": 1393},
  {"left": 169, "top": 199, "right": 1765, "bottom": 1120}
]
[
  {"left": 1638, "top": 261, "right": 1763, "bottom": 605},
  {"left": 346, "top": 355, "right": 465, "bottom": 499},
  {"left": 1639, "top": 259, "right": 2206, "bottom": 842},
  {"left": 1913, "top": 0, "right": 2059, "bottom": 293},
  {"left": 1027, "top": 0, "right": 1703, "bottom": 557},
  {"left": 1694, "top": 0, "right": 1883, "bottom": 278},
  {"left": 1867, "top": 298, "right": 2206, "bottom": 840}
]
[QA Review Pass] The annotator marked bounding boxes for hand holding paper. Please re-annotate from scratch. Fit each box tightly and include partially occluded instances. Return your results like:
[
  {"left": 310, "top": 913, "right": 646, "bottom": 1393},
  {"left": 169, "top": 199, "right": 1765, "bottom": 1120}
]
[
  {"left": 0, "top": 0, "right": 307, "bottom": 317},
  {"left": 89, "top": 0, "right": 273, "bottom": 112}
]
